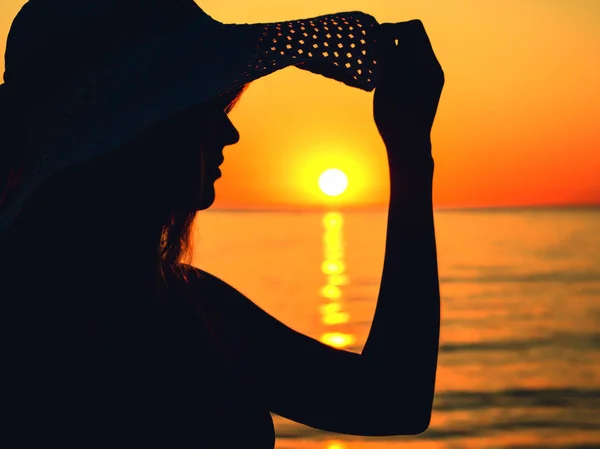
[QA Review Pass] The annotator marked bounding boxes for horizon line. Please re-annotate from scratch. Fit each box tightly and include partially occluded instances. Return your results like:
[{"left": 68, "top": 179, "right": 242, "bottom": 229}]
[{"left": 205, "top": 203, "right": 600, "bottom": 214}]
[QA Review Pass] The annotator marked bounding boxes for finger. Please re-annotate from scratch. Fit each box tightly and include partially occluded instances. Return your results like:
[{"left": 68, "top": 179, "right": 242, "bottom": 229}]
[
  {"left": 375, "top": 23, "right": 400, "bottom": 81},
  {"left": 407, "top": 20, "right": 434, "bottom": 53},
  {"left": 397, "top": 20, "right": 441, "bottom": 68},
  {"left": 377, "top": 22, "right": 399, "bottom": 53}
]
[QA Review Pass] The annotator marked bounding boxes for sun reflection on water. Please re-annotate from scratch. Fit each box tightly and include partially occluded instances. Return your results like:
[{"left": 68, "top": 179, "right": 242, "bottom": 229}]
[
  {"left": 318, "top": 212, "right": 355, "bottom": 349},
  {"left": 326, "top": 440, "right": 347, "bottom": 449}
]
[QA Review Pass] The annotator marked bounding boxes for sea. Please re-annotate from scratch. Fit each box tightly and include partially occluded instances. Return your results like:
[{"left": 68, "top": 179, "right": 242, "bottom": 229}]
[{"left": 192, "top": 207, "right": 600, "bottom": 449}]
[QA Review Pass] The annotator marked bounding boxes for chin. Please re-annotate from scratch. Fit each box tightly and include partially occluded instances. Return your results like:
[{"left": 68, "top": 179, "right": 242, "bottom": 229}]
[
  {"left": 196, "top": 200, "right": 214, "bottom": 211},
  {"left": 195, "top": 186, "right": 216, "bottom": 211},
  {"left": 170, "top": 181, "right": 216, "bottom": 212}
]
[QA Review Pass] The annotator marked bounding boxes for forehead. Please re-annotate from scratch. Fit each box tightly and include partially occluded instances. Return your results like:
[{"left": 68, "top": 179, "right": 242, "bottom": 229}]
[
  {"left": 183, "top": 86, "right": 246, "bottom": 120},
  {"left": 217, "top": 87, "right": 245, "bottom": 111},
  {"left": 197, "top": 90, "right": 239, "bottom": 112},
  {"left": 185, "top": 97, "right": 227, "bottom": 118}
]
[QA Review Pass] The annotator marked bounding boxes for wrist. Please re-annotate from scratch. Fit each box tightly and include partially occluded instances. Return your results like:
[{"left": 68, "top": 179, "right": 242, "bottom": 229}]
[
  {"left": 383, "top": 131, "right": 431, "bottom": 148},
  {"left": 388, "top": 155, "right": 435, "bottom": 179},
  {"left": 384, "top": 136, "right": 433, "bottom": 169},
  {"left": 388, "top": 158, "right": 434, "bottom": 205},
  {"left": 388, "top": 156, "right": 434, "bottom": 173}
]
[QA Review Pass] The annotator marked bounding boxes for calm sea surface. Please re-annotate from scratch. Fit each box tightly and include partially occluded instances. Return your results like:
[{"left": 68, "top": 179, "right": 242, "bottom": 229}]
[{"left": 192, "top": 208, "right": 600, "bottom": 449}]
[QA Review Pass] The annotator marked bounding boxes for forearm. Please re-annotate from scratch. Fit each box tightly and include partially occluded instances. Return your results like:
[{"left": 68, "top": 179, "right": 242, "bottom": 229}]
[{"left": 362, "top": 137, "right": 440, "bottom": 424}]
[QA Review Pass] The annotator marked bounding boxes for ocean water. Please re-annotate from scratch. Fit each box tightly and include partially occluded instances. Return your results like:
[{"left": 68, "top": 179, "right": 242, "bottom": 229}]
[{"left": 192, "top": 208, "right": 600, "bottom": 449}]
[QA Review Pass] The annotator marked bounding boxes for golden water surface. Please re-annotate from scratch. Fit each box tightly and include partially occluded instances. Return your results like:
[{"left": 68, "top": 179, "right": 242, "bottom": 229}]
[{"left": 193, "top": 208, "right": 600, "bottom": 449}]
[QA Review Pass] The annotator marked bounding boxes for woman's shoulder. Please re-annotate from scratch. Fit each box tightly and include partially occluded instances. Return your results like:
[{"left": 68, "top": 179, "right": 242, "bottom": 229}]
[
  {"left": 175, "top": 263, "right": 235, "bottom": 295},
  {"left": 166, "top": 263, "right": 225, "bottom": 313},
  {"left": 171, "top": 263, "right": 255, "bottom": 320},
  {"left": 178, "top": 263, "right": 208, "bottom": 281}
]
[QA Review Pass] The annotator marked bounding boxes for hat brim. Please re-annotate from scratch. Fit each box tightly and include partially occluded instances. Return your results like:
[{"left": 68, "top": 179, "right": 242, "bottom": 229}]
[{"left": 1, "top": 9, "right": 381, "bottom": 231}]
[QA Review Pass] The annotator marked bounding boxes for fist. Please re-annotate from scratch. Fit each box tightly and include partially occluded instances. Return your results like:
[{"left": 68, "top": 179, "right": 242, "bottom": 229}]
[{"left": 373, "top": 20, "right": 444, "bottom": 154}]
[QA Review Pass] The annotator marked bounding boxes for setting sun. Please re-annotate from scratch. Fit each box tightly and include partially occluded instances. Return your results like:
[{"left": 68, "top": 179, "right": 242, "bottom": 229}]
[{"left": 319, "top": 169, "right": 349, "bottom": 197}]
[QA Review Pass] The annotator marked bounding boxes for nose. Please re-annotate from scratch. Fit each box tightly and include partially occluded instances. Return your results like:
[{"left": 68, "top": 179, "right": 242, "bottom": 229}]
[{"left": 221, "top": 114, "right": 240, "bottom": 146}]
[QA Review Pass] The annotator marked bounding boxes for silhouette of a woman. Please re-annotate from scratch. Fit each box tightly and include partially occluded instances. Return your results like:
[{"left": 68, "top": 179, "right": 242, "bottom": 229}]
[{"left": 1, "top": 1, "right": 444, "bottom": 447}]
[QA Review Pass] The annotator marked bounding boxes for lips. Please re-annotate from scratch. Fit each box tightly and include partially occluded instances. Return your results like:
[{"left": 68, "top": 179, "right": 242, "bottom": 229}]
[{"left": 213, "top": 156, "right": 224, "bottom": 178}]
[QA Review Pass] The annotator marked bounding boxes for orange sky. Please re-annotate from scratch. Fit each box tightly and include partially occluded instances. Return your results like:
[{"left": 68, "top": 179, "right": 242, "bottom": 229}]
[{"left": 1, "top": 0, "right": 599, "bottom": 210}]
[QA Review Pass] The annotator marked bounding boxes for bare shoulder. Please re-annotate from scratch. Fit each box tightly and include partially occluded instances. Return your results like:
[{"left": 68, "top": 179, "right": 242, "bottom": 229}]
[
  {"left": 176, "top": 264, "right": 281, "bottom": 330},
  {"left": 178, "top": 264, "right": 235, "bottom": 292},
  {"left": 177, "top": 263, "right": 210, "bottom": 284},
  {"left": 177, "top": 264, "right": 252, "bottom": 308}
]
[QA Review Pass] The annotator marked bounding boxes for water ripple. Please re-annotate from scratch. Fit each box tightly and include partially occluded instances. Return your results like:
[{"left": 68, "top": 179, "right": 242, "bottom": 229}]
[{"left": 434, "top": 388, "right": 600, "bottom": 411}]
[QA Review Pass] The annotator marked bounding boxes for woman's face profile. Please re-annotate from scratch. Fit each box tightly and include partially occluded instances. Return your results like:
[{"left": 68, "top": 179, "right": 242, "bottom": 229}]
[{"left": 148, "top": 100, "right": 241, "bottom": 212}]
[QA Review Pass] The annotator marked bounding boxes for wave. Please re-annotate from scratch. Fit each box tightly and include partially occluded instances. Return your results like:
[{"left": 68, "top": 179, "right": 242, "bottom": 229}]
[
  {"left": 440, "top": 271, "right": 600, "bottom": 284},
  {"left": 440, "top": 332, "right": 600, "bottom": 352},
  {"left": 434, "top": 388, "right": 600, "bottom": 411}
]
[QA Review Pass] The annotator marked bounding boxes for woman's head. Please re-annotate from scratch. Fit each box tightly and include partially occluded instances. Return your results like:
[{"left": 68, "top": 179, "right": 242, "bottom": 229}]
[
  {"left": 117, "top": 85, "right": 246, "bottom": 214},
  {"left": 101, "top": 84, "right": 248, "bottom": 274},
  {"left": 0, "top": 85, "right": 248, "bottom": 283}
]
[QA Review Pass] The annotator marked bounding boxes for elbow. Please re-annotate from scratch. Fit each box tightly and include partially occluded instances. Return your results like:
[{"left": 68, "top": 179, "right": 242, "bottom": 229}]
[
  {"left": 401, "top": 414, "right": 432, "bottom": 435},
  {"left": 316, "top": 400, "right": 433, "bottom": 437},
  {"left": 373, "top": 385, "right": 435, "bottom": 436},
  {"left": 401, "top": 400, "right": 434, "bottom": 435},
  {"left": 379, "top": 417, "right": 431, "bottom": 437},
  {"left": 373, "top": 406, "right": 432, "bottom": 436}
]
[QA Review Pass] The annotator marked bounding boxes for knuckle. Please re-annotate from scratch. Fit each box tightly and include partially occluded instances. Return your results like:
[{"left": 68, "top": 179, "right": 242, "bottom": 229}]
[{"left": 410, "top": 19, "right": 425, "bottom": 32}]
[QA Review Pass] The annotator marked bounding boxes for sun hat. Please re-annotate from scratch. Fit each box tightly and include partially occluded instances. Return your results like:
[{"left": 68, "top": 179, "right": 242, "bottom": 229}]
[{"left": 0, "top": 0, "right": 382, "bottom": 232}]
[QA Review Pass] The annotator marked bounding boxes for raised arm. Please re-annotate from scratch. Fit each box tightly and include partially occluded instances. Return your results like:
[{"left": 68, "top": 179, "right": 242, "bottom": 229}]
[
  {"left": 182, "top": 19, "right": 444, "bottom": 437},
  {"left": 361, "top": 19, "right": 444, "bottom": 430}
]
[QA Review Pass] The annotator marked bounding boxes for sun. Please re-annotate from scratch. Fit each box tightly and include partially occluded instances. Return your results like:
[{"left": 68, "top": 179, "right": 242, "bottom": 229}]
[{"left": 319, "top": 169, "right": 348, "bottom": 197}]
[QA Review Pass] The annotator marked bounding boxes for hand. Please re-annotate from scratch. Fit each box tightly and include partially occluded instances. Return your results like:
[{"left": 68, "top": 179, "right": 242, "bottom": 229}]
[{"left": 373, "top": 20, "right": 444, "bottom": 159}]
